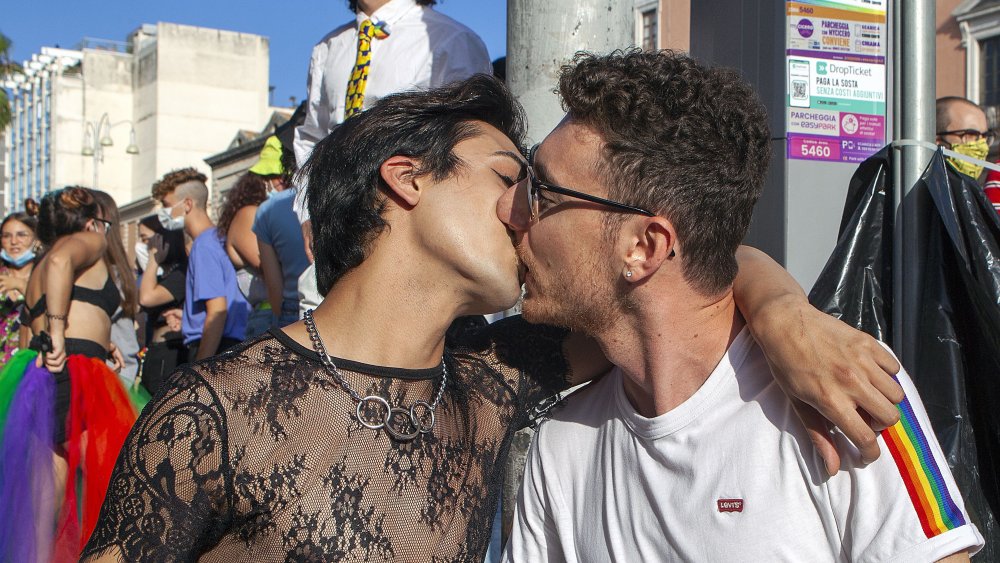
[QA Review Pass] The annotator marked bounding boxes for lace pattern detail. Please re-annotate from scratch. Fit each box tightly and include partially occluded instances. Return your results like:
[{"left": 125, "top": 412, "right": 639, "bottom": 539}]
[{"left": 83, "top": 316, "right": 570, "bottom": 562}]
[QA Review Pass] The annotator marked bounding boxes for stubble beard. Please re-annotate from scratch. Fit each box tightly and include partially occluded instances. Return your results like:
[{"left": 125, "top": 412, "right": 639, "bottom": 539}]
[{"left": 518, "top": 244, "right": 620, "bottom": 335}]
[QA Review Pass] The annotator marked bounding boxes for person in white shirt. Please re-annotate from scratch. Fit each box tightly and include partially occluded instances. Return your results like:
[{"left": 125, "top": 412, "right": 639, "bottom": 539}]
[
  {"left": 293, "top": 0, "right": 491, "bottom": 316},
  {"left": 498, "top": 50, "right": 984, "bottom": 562}
]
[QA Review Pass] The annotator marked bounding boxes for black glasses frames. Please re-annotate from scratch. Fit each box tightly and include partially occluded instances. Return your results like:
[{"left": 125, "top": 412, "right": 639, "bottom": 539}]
[
  {"left": 92, "top": 218, "right": 114, "bottom": 233},
  {"left": 936, "top": 129, "right": 997, "bottom": 145},
  {"left": 523, "top": 145, "right": 656, "bottom": 221}
]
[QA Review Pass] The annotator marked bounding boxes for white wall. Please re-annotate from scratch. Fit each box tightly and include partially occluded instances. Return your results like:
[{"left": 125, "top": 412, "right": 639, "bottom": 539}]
[{"left": 144, "top": 22, "right": 270, "bottom": 201}]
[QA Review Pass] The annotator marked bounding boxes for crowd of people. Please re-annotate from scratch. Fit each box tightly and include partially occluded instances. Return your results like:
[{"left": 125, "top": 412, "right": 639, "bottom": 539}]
[
  {"left": 0, "top": 0, "right": 989, "bottom": 561},
  {"left": 0, "top": 126, "right": 309, "bottom": 560}
]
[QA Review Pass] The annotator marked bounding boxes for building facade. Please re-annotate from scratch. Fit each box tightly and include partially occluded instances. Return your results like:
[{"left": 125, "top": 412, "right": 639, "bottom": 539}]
[
  {"left": 3, "top": 22, "right": 271, "bottom": 213},
  {"left": 953, "top": 1, "right": 1000, "bottom": 122},
  {"left": 633, "top": 0, "right": 691, "bottom": 52}
]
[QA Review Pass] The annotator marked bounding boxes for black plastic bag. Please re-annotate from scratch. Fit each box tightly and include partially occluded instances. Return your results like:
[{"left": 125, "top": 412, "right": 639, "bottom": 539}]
[{"left": 809, "top": 147, "right": 1000, "bottom": 557}]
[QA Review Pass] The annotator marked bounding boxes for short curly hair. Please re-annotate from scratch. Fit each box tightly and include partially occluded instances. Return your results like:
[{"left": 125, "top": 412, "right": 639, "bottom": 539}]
[
  {"left": 152, "top": 167, "right": 208, "bottom": 203},
  {"left": 558, "top": 49, "right": 772, "bottom": 296}
]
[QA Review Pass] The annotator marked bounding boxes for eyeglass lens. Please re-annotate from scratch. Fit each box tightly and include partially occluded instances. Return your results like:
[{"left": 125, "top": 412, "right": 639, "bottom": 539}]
[{"left": 523, "top": 169, "right": 539, "bottom": 221}]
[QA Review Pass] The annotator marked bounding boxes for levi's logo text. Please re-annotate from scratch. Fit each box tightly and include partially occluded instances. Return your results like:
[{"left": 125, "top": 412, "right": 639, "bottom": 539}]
[{"left": 717, "top": 499, "right": 744, "bottom": 513}]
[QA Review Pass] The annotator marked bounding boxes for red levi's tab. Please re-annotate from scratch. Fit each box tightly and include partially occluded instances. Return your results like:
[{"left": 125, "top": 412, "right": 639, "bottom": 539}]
[{"left": 717, "top": 499, "right": 744, "bottom": 513}]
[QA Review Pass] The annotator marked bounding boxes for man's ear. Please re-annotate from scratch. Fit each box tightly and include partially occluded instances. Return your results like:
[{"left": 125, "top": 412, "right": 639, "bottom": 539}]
[
  {"left": 624, "top": 216, "right": 677, "bottom": 282},
  {"left": 380, "top": 155, "right": 422, "bottom": 207}
]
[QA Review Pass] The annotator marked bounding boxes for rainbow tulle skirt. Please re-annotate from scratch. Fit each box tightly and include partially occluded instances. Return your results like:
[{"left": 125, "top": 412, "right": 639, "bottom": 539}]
[{"left": 0, "top": 351, "right": 138, "bottom": 562}]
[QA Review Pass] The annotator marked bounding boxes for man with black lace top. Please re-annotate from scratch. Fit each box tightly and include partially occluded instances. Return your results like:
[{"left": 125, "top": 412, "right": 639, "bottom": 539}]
[{"left": 83, "top": 75, "right": 903, "bottom": 562}]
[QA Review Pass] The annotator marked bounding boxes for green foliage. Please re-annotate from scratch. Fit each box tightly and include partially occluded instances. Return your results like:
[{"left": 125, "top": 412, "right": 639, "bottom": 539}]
[
  {"left": 0, "top": 31, "right": 23, "bottom": 133},
  {"left": 0, "top": 90, "right": 9, "bottom": 133}
]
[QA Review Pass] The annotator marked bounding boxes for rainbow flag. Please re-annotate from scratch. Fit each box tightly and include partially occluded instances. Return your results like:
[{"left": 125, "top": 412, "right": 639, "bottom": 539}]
[{"left": 881, "top": 377, "right": 966, "bottom": 538}]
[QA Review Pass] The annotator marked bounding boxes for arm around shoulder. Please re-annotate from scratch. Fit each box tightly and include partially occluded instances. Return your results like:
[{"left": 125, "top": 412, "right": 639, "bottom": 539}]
[
  {"left": 732, "top": 245, "right": 904, "bottom": 474},
  {"left": 487, "top": 316, "right": 611, "bottom": 416}
]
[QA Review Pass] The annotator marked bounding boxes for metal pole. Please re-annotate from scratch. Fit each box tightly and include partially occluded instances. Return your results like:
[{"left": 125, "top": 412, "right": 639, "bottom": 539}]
[
  {"left": 507, "top": 0, "right": 634, "bottom": 143},
  {"left": 502, "top": 0, "right": 634, "bottom": 543},
  {"left": 894, "top": 0, "right": 935, "bottom": 370}
]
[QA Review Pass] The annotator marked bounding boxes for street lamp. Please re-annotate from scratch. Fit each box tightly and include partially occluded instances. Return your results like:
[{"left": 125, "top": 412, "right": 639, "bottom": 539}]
[{"left": 82, "top": 112, "right": 139, "bottom": 188}]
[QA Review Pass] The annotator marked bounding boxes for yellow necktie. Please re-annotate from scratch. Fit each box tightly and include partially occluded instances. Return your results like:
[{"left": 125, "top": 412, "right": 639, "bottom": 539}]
[{"left": 345, "top": 19, "right": 376, "bottom": 119}]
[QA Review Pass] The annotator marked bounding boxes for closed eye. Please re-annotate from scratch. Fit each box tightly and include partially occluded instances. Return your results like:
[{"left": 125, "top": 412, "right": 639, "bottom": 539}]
[
  {"left": 535, "top": 187, "right": 558, "bottom": 213},
  {"left": 494, "top": 170, "right": 517, "bottom": 186}
]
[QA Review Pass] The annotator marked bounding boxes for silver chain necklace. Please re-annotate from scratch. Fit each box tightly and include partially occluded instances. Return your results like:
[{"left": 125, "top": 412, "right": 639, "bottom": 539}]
[{"left": 303, "top": 309, "right": 447, "bottom": 441}]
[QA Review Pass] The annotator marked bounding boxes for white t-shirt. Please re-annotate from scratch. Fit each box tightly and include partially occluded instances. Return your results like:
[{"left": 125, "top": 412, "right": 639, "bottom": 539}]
[
  {"left": 504, "top": 328, "right": 984, "bottom": 562},
  {"left": 292, "top": 0, "right": 492, "bottom": 224}
]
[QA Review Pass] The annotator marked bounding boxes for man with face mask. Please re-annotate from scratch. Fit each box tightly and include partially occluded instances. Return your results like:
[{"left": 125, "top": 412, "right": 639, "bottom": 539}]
[
  {"left": 250, "top": 136, "right": 308, "bottom": 328},
  {"left": 935, "top": 96, "right": 994, "bottom": 180},
  {"left": 152, "top": 167, "right": 250, "bottom": 361}
]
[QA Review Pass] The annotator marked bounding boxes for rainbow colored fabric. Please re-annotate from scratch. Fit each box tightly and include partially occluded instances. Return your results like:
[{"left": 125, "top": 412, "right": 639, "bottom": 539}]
[
  {"left": 881, "top": 376, "right": 966, "bottom": 538},
  {"left": 0, "top": 354, "right": 138, "bottom": 561}
]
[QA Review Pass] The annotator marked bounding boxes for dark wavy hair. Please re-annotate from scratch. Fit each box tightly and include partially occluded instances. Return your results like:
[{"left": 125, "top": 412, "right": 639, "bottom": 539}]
[
  {"left": 216, "top": 172, "right": 268, "bottom": 240},
  {"left": 90, "top": 189, "right": 137, "bottom": 318},
  {"left": 303, "top": 73, "right": 526, "bottom": 295},
  {"left": 139, "top": 215, "right": 187, "bottom": 269},
  {"left": 349, "top": 0, "right": 434, "bottom": 11},
  {"left": 558, "top": 49, "right": 772, "bottom": 296},
  {"left": 37, "top": 187, "right": 100, "bottom": 247}
]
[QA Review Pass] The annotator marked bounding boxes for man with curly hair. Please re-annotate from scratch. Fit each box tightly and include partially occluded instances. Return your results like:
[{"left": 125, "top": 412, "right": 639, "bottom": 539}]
[
  {"left": 501, "top": 50, "right": 983, "bottom": 562},
  {"left": 153, "top": 167, "right": 249, "bottom": 360}
]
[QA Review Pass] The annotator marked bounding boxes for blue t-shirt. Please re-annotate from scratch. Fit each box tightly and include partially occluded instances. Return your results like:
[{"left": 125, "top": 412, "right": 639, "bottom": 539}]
[
  {"left": 252, "top": 189, "right": 309, "bottom": 310},
  {"left": 183, "top": 227, "right": 250, "bottom": 344}
]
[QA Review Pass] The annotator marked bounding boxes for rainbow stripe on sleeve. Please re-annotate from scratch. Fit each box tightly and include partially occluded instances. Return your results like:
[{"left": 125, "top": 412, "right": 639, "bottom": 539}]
[{"left": 880, "top": 378, "right": 966, "bottom": 538}]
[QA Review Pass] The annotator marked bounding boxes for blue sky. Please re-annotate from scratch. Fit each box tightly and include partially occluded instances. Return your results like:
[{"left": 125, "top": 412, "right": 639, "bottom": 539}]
[{"left": 3, "top": 0, "right": 507, "bottom": 108}]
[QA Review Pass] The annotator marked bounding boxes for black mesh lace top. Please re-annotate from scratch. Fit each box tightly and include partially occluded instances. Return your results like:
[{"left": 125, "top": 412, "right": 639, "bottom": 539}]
[{"left": 82, "top": 316, "right": 570, "bottom": 562}]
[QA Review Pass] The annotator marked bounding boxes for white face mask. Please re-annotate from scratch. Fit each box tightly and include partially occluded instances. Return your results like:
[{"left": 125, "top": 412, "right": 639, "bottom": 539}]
[
  {"left": 134, "top": 242, "right": 163, "bottom": 277},
  {"left": 157, "top": 203, "right": 185, "bottom": 231}
]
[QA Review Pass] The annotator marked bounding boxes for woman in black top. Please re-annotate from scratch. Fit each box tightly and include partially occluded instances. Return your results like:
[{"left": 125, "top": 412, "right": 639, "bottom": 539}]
[
  {"left": 135, "top": 214, "right": 187, "bottom": 395},
  {"left": 0, "top": 187, "right": 138, "bottom": 561}
]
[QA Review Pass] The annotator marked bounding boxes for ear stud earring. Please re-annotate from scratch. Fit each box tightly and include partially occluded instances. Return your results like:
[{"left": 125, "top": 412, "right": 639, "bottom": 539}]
[{"left": 625, "top": 271, "right": 633, "bottom": 278}]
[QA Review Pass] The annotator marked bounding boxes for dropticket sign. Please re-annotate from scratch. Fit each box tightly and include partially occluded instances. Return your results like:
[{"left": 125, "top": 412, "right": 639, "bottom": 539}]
[{"left": 785, "top": 0, "right": 887, "bottom": 164}]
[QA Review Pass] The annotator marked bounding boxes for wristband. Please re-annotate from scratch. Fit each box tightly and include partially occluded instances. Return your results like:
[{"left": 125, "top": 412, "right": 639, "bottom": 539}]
[{"left": 46, "top": 313, "right": 68, "bottom": 322}]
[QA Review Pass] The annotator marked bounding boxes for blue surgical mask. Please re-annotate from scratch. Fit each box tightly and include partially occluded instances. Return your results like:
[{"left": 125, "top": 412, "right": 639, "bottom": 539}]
[
  {"left": 265, "top": 179, "right": 279, "bottom": 199},
  {"left": 1, "top": 249, "right": 34, "bottom": 268}
]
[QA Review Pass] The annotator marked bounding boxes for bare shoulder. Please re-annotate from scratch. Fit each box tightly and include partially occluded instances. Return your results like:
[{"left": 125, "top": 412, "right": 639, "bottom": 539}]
[
  {"left": 234, "top": 204, "right": 259, "bottom": 224},
  {"left": 50, "top": 230, "right": 107, "bottom": 257}
]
